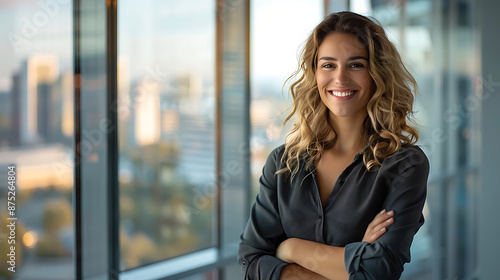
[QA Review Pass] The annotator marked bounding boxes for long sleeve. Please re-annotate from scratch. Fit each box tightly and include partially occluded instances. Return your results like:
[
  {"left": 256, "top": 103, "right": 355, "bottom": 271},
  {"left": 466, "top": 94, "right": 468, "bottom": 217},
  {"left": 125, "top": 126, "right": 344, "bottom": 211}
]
[
  {"left": 238, "top": 146, "right": 288, "bottom": 280},
  {"left": 344, "top": 146, "right": 429, "bottom": 280}
]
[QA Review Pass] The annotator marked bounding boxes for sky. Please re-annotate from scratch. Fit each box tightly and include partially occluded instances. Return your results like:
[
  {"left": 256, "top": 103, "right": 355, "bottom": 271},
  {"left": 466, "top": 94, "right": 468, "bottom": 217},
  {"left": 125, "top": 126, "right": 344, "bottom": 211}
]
[{"left": 0, "top": 0, "right": 73, "bottom": 91}]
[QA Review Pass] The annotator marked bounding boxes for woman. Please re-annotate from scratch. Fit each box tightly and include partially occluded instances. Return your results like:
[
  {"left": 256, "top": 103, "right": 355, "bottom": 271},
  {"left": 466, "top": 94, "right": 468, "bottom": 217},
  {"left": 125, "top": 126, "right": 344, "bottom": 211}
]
[{"left": 238, "top": 11, "right": 429, "bottom": 280}]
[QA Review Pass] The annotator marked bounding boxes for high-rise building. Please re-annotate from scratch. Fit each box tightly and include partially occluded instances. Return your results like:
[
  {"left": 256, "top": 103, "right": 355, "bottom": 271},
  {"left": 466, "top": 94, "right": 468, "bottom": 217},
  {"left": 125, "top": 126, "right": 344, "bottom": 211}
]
[
  {"left": 133, "top": 78, "right": 161, "bottom": 147},
  {"left": 18, "top": 55, "right": 59, "bottom": 145},
  {"left": 60, "top": 71, "right": 74, "bottom": 140},
  {"left": 0, "top": 90, "right": 10, "bottom": 147},
  {"left": 10, "top": 73, "right": 20, "bottom": 146},
  {"left": 175, "top": 74, "right": 216, "bottom": 187},
  {"left": 36, "top": 82, "right": 52, "bottom": 142}
]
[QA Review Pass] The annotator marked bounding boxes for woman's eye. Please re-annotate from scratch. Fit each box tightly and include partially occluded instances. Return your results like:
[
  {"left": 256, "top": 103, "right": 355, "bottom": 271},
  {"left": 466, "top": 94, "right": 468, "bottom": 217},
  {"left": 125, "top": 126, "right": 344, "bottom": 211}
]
[
  {"left": 350, "top": 63, "right": 365, "bottom": 68},
  {"left": 322, "top": 64, "right": 334, "bottom": 68}
]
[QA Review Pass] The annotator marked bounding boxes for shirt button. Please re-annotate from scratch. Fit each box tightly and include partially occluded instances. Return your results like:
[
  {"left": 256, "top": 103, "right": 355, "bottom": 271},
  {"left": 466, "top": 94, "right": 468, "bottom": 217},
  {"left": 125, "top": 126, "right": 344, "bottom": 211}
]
[
  {"left": 338, "top": 179, "right": 344, "bottom": 185},
  {"left": 242, "top": 261, "right": 246, "bottom": 266}
]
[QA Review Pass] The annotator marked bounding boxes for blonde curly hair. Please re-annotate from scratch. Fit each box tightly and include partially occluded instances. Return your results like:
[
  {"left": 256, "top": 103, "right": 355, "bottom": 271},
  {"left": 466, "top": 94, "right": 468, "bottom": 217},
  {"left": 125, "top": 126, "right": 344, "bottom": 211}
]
[{"left": 279, "top": 11, "right": 418, "bottom": 177}]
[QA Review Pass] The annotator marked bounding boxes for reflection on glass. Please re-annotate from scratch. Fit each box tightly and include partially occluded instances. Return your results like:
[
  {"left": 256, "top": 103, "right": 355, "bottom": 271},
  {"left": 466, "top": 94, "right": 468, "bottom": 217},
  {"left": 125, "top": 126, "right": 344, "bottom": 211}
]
[
  {"left": 250, "top": 0, "right": 323, "bottom": 196},
  {"left": 0, "top": 1, "right": 74, "bottom": 279},
  {"left": 118, "top": 0, "right": 216, "bottom": 270}
]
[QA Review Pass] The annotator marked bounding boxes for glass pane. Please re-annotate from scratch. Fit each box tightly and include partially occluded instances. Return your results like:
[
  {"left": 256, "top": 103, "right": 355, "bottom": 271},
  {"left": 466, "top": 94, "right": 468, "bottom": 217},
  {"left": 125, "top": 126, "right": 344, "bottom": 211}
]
[
  {"left": 250, "top": 0, "right": 323, "bottom": 196},
  {"left": 0, "top": 0, "right": 74, "bottom": 279},
  {"left": 118, "top": 0, "right": 216, "bottom": 271}
]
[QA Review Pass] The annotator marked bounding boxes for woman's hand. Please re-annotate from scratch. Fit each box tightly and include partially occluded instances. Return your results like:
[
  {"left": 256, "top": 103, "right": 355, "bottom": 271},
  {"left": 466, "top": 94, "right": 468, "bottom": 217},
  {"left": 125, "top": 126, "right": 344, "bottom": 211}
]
[
  {"left": 362, "top": 209, "right": 394, "bottom": 243},
  {"left": 276, "top": 238, "right": 295, "bottom": 263}
]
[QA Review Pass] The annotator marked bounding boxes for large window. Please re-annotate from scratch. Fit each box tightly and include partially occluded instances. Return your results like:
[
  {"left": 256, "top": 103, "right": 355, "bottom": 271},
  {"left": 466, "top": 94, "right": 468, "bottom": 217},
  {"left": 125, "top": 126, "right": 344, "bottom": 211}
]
[
  {"left": 0, "top": 0, "right": 74, "bottom": 279},
  {"left": 118, "top": 0, "right": 216, "bottom": 270}
]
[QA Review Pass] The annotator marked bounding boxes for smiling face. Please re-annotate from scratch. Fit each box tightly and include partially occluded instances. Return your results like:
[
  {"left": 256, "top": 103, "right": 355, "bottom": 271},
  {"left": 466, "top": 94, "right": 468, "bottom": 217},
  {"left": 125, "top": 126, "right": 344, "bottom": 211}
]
[{"left": 316, "top": 32, "right": 373, "bottom": 121}]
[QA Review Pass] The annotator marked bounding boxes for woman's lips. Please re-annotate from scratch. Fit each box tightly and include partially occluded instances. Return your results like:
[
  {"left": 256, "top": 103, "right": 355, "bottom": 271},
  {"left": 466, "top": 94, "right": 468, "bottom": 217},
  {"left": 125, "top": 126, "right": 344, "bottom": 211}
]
[{"left": 328, "top": 90, "right": 358, "bottom": 100}]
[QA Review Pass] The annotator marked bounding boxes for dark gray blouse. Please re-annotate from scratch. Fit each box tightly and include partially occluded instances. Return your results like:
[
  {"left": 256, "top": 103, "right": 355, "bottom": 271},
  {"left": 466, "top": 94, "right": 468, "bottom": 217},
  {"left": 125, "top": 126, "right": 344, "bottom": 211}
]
[{"left": 238, "top": 144, "right": 429, "bottom": 280}]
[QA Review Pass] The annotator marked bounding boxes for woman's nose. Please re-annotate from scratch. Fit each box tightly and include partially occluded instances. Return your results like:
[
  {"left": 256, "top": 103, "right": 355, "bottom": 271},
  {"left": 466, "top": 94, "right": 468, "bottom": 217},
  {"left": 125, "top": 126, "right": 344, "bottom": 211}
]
[{"left": 334, "top": 68, "right": 350, "bottom": 85}]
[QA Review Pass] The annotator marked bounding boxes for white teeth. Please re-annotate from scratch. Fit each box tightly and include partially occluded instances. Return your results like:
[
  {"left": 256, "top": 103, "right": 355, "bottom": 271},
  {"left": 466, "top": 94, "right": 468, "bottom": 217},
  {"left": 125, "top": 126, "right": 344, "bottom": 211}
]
[{"left": 330, "top": 90, "right": 356, "bottom": 97}]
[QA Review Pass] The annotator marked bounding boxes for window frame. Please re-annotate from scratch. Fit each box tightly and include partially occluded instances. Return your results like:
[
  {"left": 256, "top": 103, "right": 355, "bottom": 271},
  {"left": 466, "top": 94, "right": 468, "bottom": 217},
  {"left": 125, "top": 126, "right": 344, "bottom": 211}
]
[{"left": 75, "top": 0, "right": 251, "bottom": 279}]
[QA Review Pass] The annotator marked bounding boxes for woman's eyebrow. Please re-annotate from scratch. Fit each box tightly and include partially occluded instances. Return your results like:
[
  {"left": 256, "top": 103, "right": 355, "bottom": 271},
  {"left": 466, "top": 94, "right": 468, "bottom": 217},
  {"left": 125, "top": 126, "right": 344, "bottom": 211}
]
[{"left": 318, "top": 56, "right": 368, "bottom": 61}]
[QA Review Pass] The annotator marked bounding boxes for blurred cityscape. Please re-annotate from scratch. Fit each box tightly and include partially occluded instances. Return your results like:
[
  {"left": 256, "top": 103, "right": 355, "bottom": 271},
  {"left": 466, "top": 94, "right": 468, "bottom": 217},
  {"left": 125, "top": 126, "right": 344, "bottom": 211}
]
[
  {"left": 117, "top": 59, "right": 217, "bottom": 269},
  {"left": 0, "top": 53, "right": 74, "bottom": 279}
]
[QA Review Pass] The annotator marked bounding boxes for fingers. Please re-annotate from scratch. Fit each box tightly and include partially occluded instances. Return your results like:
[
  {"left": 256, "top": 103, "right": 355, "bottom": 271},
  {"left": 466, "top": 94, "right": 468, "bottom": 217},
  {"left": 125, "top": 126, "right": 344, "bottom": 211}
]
[
  {"left": 366, "top": 218, "right": 393, "bottom": 243},
  {"left": 365, "top": 226, "right": 385, "bottom": 243},
  {"left": 362, "top": 209, "right": 395, "bottom": 243},
  {"left": 370, "top": 210, "right": 394, "bottom": 233}
]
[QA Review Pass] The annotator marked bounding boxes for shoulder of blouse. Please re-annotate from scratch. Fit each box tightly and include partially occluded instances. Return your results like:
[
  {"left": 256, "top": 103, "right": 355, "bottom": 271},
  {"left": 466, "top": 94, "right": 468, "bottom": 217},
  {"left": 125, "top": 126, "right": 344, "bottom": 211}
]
[
  {"left": 378, "top": 144, "right": 430, "bottom": 178},
  {"left": 383, "top": 144, "right": 428, "bottom": 164},
  {"left": 266, "top": 144, "right": 287, "bottom": 168}
]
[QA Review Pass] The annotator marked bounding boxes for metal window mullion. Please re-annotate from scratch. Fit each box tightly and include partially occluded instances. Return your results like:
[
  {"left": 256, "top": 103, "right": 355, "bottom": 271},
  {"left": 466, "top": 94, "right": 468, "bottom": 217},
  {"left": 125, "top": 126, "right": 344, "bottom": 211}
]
[
  {"left": 446, "top": 1, "right": 459, "bottom": 278},
  {"left": 243, "top": 0, "right": 251, "bottom": 223},
  {"left": 73, "top": 0, "right": 82, "bottom": 278},
  {"left": 216, "top": 0, "right": 223, "bottom": 256},
  {"left": 106, "top": 0, "right": 119, "bottom": 279}
]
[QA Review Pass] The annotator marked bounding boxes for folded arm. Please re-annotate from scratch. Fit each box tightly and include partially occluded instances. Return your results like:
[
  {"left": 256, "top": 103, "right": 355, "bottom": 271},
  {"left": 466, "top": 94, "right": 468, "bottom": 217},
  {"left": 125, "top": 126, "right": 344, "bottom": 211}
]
[{"left": 277, "top": 210, "right": 395, "bottom": 280}]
